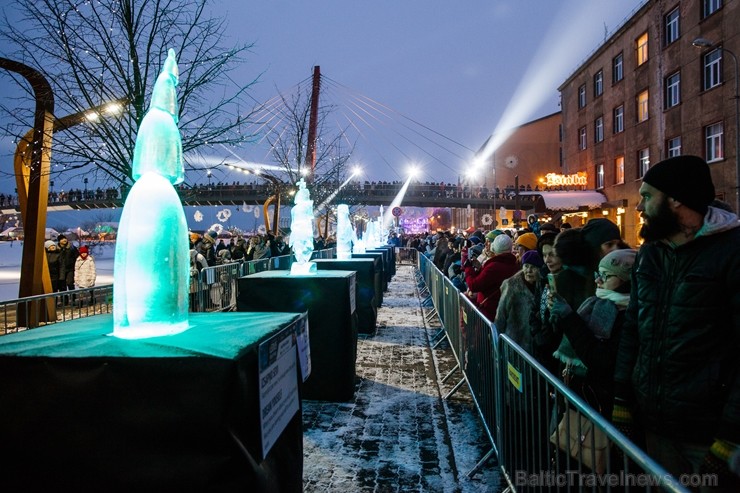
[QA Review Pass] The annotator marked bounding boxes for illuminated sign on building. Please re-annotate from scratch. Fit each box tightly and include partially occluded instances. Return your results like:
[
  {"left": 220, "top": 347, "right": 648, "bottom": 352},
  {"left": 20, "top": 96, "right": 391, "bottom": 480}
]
[{"left": 545, "top": 172, "right": 587, "bottom": 187}]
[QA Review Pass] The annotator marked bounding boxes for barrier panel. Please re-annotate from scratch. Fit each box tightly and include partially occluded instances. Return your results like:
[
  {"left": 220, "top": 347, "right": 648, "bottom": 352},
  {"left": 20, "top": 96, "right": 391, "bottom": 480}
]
[
  {"left": 415, "top": 257, "right": 693, "bottom": 492},
  {"left": 395, "top": 247, "right": 418, "bottom": 265}
]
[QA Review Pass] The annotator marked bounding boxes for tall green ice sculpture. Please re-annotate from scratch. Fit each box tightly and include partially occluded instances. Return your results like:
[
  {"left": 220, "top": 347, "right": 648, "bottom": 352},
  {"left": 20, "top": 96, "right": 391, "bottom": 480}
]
[{"left": 113, "top": 49, "right": 190, "bottom": 339}]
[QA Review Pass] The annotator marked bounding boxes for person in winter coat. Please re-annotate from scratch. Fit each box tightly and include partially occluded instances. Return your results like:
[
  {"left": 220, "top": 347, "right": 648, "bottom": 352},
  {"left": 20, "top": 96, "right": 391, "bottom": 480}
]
[
  {"left": 57, "top": 234, "right": 79, "bottom": 297},
  {"left": 189, "top": 242, "right": 209, "bottom": 312},
  {"left": 614, "top": 156, "right": 740, "bottom": 491},
  {"left": 548, "top": 248, "right": 636, "bottom": 419},
  {"left": 45, "top": 240, "right": 64, "bottom": 293},
  {"left": 495, "top": 250, "right": 543, "bottom": 356},
  {"left": 463, "top": 234, "right": 519, "bottom": 322},
  {"left": 74, "top": 245, "right": 97, "bottom": 305}
]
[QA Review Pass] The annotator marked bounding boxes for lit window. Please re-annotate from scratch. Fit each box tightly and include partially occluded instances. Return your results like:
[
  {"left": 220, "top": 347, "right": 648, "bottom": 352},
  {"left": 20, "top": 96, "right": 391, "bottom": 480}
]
[
  {"left": 613, "top": 53, "right": 623, "bottom": 83},
  {"left": 636, "top": 32, "right": 649, "bottom": 66},
  {"left": 578, "top": 84, "right": 587, "bottom": 108},
  {"left": 667, "top": 136, "right": 682, "bottom": 157},
  {"left": 594, "top": 116, "right": 604, "bottom": 143},
  {"left": 705, "top": 122, "right": 724, "bottom": 162},
  {"left": 597, "top": 164, "right": 604, "bottom": 189},
  {"left": 637, "top": 90, "right": 649, "bottom": 122},
  {"left": 665, "top": 72, "right": 680, "bottom": 108},
  {"left": 665, "top": 8, "right": 680, "bottom": 45},
  {"left": 613, "top": 105, "right": 624, "bottom": 133},
  {"left": 615, "top": 156, "right": 625, "bottom": 184},
  {"left": 579, "top": 126, "right": 587, "bottom": 150},
  {"left": 703, "top": 49, "right": 723, "bottom": 90},
  {"left": 703, "top": 0, "right": 722, "bottom": 18},
  {"left": 594, "top": 70, "right": 603, "bottom": 97},
  {"left": 638, "top": 148, "right": 650, "bottom": 178}
]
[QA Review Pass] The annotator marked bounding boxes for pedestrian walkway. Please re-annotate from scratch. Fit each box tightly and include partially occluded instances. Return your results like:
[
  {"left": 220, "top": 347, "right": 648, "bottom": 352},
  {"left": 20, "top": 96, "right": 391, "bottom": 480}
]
[{"left": 302, "top": 264, "right": 502, "bottom": 492}]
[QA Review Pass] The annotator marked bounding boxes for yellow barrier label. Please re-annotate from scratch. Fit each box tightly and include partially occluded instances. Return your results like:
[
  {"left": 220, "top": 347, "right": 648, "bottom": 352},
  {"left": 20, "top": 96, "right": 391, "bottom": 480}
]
[
  {"left": 508, "top": 362, "right": 523, "bottom": 393},
  {"left": 462, "top": 310, "right": 467, "bottom": 324},
  {"left": 445, "top": 286, "right": 448, "bottom": 295}
]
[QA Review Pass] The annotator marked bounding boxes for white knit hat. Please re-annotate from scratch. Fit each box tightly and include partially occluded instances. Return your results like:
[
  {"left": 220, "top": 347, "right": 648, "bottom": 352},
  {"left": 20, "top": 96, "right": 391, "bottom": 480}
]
[{"left": 492, "top": 234, "right": 513, "bottom": 254}]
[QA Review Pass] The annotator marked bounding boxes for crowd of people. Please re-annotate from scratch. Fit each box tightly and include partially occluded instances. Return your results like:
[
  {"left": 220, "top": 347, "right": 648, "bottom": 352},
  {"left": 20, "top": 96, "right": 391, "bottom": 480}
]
[{"left": 391, "top": 155, "right": 740, "bottom": 491}]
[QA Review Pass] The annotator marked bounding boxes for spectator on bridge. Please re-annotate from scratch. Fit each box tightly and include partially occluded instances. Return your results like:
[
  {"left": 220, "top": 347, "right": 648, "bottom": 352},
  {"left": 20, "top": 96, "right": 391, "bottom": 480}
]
[
  {"left": 463, "top": 234, "right": 518, "bottom": 322},
  {"left": 613, "top": 155, "right": 740, "bottom": 490}
]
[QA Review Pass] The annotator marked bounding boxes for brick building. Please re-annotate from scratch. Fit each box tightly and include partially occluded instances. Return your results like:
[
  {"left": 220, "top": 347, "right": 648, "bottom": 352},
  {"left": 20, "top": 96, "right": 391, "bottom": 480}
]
[{"left": 559, "top": 0, "right": 740, "bottom": 245}]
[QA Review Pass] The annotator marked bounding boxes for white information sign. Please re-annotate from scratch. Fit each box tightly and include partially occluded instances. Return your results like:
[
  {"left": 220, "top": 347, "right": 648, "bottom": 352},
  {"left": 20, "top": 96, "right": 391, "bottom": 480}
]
[{"left": 258, "top": 324, "right": 299, "bottom": 459}]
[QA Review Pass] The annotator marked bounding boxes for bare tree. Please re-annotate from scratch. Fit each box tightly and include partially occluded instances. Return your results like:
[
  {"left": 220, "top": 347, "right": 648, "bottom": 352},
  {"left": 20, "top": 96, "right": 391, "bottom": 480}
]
[
  {"left": 261, "top": 84, "right": 355, "bottom": 219},
  {"left": 0, "top": 0, "right": 259, "bottom": 191}
]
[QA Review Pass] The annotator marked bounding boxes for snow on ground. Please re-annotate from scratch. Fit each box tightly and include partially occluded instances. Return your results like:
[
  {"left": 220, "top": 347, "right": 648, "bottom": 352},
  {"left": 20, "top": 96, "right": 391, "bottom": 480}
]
[{"left": 0, "top": 240, "right": 115, "bottom": 301}]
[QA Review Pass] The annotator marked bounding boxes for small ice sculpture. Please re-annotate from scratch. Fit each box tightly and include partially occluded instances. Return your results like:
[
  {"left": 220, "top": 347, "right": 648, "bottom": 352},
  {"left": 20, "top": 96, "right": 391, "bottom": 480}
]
[
  {"left": 289, "top": 178, "right": 317, "bottom": 274},
  {"left": 113, "top": 49, "right": 190, "bottom": 339},
  {"left": 336, "top": 204, "right": 354, "bottom": 260},
  {"left": 365, "top": 220, "right": 377, "bottom": 249}
]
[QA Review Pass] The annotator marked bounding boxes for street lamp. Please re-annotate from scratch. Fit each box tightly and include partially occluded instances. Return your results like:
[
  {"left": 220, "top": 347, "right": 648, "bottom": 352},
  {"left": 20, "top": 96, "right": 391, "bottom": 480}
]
[
  {"left": 207, "top": 169, "right": 212, "bottom": 188},
  {"left": 693, "top": 37, "right": 740, "bottom": 213}
]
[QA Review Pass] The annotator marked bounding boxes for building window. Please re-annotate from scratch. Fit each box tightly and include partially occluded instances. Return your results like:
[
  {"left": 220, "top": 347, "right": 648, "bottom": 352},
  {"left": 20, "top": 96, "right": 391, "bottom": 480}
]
[
  {"left": 594, "top": 70, "right": 604, "bottom": 97},
  {"left": 594, "top": 116, "right": 604, "bottom": 143},
  {"left": 638, "top": 148, "right": 650, "bottom": 178},
  {"left": 702, "top": 0, "right": 722, "bottom": 18},
  {"left": 702, "top": 49, "right": 723, "bottom": 90},
  {"left": 579, "top": 126, "right": 587, "bottom": 150},
  {"left": 664, "top": 7, "right": 680, "bottom": 46},
  {"left": 578, "top": 84, "right": 587, "bottom": 108},
  {"left": 667, "top": 136, "right": 682, "bottom": 157},
  {"left": 597, "top": 164, "right": 604, "bottom": 189},
  {"left": 615, "top": 156, "right": 625, "bottom": 184},
  {"left": 637, "top": 90, "right": 649, "bottom": 122},
  {"left": 613, "top": 52, "right": 624, "bottom": 83},
  {"left": 636, "top": 32, "right": 649, "bottom": 66},
  {"left": 613, "top": 105, "right": 624, "bottom": 133},
  {"left": 665, "top": 72, "right": 680, "bottom": 108},
  {"left": 705, "top": 122, "right": 724, "bottom": 162}
]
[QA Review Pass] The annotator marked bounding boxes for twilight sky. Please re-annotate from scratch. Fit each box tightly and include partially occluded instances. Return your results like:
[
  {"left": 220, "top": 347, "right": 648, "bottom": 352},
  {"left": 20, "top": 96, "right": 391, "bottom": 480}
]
[{"left": 0, "top": 0, "right": 646, "bottom": 193}]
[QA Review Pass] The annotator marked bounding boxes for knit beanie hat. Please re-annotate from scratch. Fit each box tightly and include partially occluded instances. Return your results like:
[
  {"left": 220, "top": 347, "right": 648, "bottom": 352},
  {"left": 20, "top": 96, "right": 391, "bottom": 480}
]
[
  {"left": 469, "top": 236, "right": 482, "bottom": 245},
  {"left": 44, "top": 240, "right": 56, "bottom": 249},
  {"left": 203, "top": 230, "right": 218, "bottom": 244},
  {"left": 582, "top": 218, "right": 621, "bottom": 250},
  {"left": 485, "top": 229, "right": 503, "bottom": 241},
  {"left": 598, "top": 249, "right": 637, "bottom": 282},
  {"left": 492, "top": 234, "right": 513, "bottom": 254},
  {"left": 515, "top": 232, "right": 538, "bottom": 251},
  {"left": 521, "top": 250, "right": 544, "bottom": 268},
  {"left": 642, "top": 155, "right": 715, "bottom": 215},
  {"left": 79, "top": 245, "right": 89, "bottom": 254}
]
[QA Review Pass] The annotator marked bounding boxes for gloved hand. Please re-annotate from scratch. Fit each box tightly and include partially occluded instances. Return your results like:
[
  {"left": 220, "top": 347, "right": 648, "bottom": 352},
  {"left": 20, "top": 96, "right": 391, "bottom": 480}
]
[
  {"left": 611, "top": 398, "right": 635, "bottom": 441},
  {"left": 700, "top": 439, "right": 740, "bottom": 487},
  {"left": 548, "top": 294, "right": 572, "bottom": 323}
]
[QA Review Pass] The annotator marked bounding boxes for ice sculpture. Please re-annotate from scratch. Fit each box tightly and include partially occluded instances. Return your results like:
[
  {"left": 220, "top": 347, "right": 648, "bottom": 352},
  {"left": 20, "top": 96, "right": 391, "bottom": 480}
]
[
  {"left": 113, "top": 49, "right": 190, "bottom": 339},
  {"left": 365, "top": 220, "right": 377, "bottom": 249},
  {"left": 336, "top": 204, "right": 355, "bottom": 260},
  {"left": 289, "top": 178, "right": 317, "bottom": 274}
]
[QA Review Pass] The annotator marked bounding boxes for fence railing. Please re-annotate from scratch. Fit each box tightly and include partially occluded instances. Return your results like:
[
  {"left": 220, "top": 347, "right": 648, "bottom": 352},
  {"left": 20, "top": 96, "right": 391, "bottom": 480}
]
[
  {"left": 1, "top": 249, "right": 337, "bottom": 334},
  {"left": 416, "top": 253, "right": 693, "bottom": 492}
]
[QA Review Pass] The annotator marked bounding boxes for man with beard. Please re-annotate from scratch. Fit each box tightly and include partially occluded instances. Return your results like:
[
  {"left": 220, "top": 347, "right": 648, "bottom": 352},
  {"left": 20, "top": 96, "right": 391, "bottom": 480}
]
[{"left": 613, "top": 155, "right": 740, "bottom": 491}]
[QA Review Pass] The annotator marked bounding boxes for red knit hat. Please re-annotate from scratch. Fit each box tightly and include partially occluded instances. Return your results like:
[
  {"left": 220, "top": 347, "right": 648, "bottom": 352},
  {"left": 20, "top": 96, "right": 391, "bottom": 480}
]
[{"left": 79, "top": 245, "right": 89, "bottom": 254}]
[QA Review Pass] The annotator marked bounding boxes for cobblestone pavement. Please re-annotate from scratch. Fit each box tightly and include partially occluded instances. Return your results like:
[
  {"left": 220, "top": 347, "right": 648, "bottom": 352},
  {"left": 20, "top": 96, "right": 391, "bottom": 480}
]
[{"left": 302, "top": 264, "right": 502, "bottom": 492}]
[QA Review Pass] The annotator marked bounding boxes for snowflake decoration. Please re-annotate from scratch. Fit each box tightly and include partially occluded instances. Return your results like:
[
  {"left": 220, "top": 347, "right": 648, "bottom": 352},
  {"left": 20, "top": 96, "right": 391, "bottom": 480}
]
[
  {"left": 253, "top": 207, "right": 260, "bottom": 218},
  {"left": 194, "top": 210, "right": 204, "bottom": 222},
  {"left": 242, "top": 202, "right": 254, "bottom": 213},
  {"left": 216, "top": 208, "right": 232, "bottom": 222},
  {"left": 257, "top": 224, "right": 267, "bottom": 235},
  {"left": 481, "top": 213, "right": 493, "bottom": 226},
  {"left": 209, "top": 224, "right": 224, "bottom": 235}
]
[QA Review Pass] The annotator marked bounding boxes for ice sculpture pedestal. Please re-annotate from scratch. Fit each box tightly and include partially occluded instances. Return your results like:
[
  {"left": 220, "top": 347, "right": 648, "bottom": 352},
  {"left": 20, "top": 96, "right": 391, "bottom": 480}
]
[
  {"left": 237, "top": 270, "right": 358, "bottom": 401},
  {"left": 313, "top": 258, "right": 378, "bottom": 335},
  {"left": 0, "top": 312, "right": 306, "bottom": 491},
  {"left": 352, "top": 251, "right": 386, "bottom": 298}
]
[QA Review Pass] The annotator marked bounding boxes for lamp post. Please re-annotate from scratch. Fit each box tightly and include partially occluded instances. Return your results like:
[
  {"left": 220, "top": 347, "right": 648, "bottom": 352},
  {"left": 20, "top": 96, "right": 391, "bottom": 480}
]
[
  {"left": 207, "top": 169, "right": 212, "bottom": 188},
  {"left": 693, "top": 37, "right": 740, "bottom": 213}
]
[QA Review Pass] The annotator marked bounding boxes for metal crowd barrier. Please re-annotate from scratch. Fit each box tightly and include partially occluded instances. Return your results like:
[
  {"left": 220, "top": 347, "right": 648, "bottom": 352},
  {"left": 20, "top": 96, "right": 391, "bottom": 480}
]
[
  {"left": 395, "top": 247, "right": 418, "bottom": 265},
  {"left": 415, "top": 255, "right": 694, "bottom": 492},
  {"left": 1, "top": 248, "right": 338, "bottom": 333}
]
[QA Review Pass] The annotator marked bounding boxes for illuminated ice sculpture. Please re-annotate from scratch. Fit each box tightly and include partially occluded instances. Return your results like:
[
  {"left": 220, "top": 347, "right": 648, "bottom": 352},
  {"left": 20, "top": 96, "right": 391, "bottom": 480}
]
[
  {"left": 289, "top": 178, "right": 317, "bottom": 274},
  {"left": 113, "top": 49, "right": 190, "bottom": 339},
  {"left": 336, "top": 204, "right": 355, "bottom": 260}
]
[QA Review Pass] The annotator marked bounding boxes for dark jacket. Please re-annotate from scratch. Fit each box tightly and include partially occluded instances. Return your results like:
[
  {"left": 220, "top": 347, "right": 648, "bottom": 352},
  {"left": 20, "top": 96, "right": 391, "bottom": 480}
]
[
  {"left": 614, "top": 207, "right": 740, "bottom": 444},
  {"left": 58, "top": 244, "right": 78, "bottom": 285}
]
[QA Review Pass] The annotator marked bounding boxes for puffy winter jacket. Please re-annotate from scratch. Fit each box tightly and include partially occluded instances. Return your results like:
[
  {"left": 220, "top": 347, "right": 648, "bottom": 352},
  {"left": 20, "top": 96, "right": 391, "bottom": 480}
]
[
  {"left": 464, "top": 252, "right": 519, "bottom": 322},
  {"left": 614, "top": 207, "right": 740, "bottom": 444}
]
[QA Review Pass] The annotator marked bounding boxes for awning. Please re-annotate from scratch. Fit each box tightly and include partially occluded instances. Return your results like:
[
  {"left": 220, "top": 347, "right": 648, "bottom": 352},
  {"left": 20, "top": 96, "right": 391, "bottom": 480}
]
[{"left": 518, "top": 190, "right": 608, "bottom": 211}]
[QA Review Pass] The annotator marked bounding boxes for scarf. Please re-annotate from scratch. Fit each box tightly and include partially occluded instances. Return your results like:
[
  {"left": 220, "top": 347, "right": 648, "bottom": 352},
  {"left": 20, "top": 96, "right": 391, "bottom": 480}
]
[{"left": 552, "top": 288, "right": 629, "bottom": 377}]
